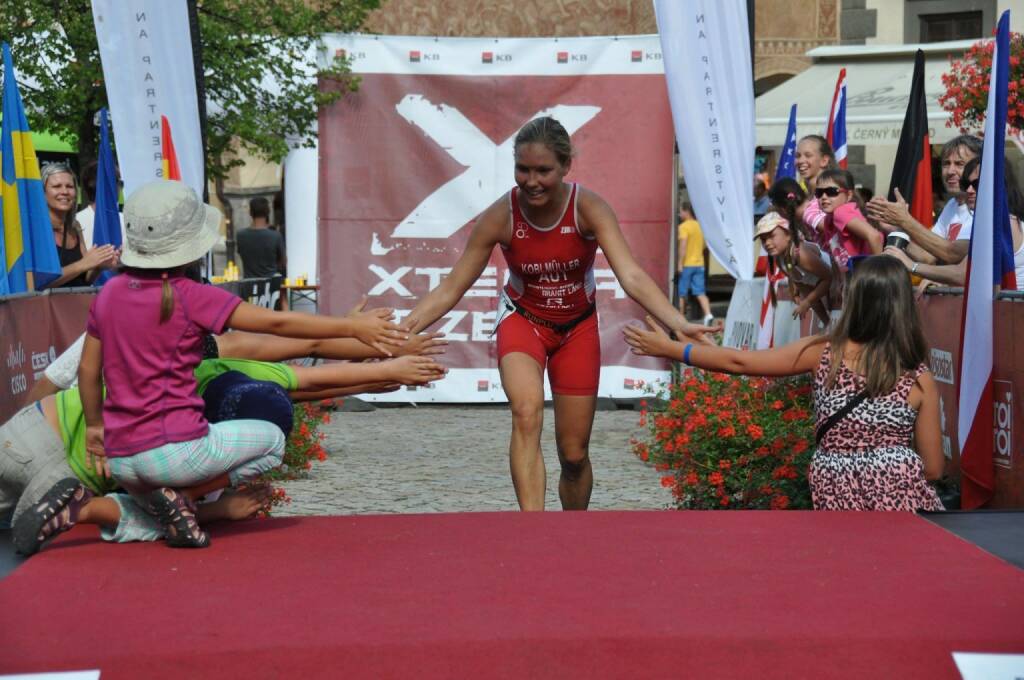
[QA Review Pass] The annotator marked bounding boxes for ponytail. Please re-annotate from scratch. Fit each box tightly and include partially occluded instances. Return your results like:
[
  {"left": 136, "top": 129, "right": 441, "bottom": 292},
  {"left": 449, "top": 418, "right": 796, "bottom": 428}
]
[{"left": 159, "top": 271, "right": 175, "bottom": 323}]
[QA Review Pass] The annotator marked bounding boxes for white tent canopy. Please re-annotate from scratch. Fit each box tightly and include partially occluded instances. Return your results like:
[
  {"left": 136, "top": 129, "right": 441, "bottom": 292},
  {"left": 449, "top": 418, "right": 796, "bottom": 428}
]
[{"left": 756, "top": 39, "right": 975, "bottom": 147}]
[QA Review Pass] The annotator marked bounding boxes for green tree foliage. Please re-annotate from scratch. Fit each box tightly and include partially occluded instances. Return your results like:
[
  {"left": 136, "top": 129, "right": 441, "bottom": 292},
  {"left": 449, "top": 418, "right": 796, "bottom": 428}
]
[{"left": 1, "top": 0, "right": 378, "bottom": 176}]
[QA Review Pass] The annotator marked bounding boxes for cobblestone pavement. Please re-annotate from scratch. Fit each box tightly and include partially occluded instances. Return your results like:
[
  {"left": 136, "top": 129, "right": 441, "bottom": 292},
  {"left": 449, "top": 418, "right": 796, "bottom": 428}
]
[{"left": 278, "top": 405, "right": 674, "bottom": 515}]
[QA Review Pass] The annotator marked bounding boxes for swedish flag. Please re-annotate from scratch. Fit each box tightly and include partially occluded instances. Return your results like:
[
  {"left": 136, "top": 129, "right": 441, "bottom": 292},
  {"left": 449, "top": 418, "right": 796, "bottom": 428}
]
[{"left": 1, "top": 42, "right": 62, "bottom": 294}]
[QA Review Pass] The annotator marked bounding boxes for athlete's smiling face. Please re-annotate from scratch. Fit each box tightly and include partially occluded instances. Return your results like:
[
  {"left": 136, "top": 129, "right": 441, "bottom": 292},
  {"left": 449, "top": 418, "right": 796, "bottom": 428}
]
[{"left": 514, "top": 142, "right": 570, "bottom": 208}]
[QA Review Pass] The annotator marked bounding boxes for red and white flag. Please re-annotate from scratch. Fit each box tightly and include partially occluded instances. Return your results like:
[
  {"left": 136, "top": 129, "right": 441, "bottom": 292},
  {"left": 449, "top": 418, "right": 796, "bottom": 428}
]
[
  {"left": 826, "top": 68, "right": 848, "bottom": 169},
  {"left": 756, "top": 262, "right": 787, "bottom": 349},
  {"left": 957, "top": 11, "right": 1015, "bottom": 509}
]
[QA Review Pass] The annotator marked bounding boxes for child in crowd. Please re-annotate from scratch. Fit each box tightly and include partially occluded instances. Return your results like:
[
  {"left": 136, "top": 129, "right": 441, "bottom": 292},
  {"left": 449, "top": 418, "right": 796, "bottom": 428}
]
[
  {"left": 754, "top": 212, "right": 832, "bottom": 326},
  {"left": 815, "top": 169, "right": 883, "bottom": 272},
  {"left": 76, "top": 180, "right": 408, "bottom": 549},
  {"left": 624, "top": 255, "right": 944, "bottom": 512}
]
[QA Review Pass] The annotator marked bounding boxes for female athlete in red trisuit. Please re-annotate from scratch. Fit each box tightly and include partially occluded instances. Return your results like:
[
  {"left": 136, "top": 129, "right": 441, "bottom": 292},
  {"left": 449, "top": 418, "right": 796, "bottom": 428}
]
[{"left": 408, "top": 117, "right": 713, "bottom": 510}]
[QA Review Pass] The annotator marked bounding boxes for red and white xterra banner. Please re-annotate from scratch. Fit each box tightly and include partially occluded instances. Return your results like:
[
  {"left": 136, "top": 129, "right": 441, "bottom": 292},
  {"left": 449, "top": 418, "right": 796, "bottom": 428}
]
[{"left": 318, "top": 35, "right": 674, "bottom": 402}]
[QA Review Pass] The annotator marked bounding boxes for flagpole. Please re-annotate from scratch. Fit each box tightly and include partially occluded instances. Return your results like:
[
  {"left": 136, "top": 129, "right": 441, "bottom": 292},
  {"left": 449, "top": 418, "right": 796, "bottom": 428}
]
[{"left": 187, "top": 0, "right": 216, "bottom": 277}]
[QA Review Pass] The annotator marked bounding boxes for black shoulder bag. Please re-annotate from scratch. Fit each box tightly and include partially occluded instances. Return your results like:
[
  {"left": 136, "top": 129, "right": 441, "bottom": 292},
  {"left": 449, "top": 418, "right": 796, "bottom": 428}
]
[{"left": 815, "top": 391, "right": 869, "bottom": 445}]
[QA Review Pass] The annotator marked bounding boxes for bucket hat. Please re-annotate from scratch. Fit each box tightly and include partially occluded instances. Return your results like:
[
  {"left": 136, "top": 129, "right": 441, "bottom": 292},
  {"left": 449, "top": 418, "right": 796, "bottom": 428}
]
[
  {"left": 121, "top": 180, "right": 221, "bottom": 269},
  {"left": 753, "top": 211, "right": 789, "bottom": 239}
]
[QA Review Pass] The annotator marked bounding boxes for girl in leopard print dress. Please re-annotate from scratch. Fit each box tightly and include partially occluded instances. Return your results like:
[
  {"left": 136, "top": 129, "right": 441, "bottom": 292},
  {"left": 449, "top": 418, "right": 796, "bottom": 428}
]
[{"left": 624, "top": 255, "right": 944, "bottom": 511}]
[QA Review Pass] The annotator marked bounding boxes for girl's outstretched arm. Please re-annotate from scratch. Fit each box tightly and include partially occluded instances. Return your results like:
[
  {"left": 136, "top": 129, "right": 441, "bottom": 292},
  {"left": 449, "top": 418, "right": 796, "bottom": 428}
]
[
  {"left": 215, "top": 330, "right": 447, "bottom": 362},
  {"left": 225, "top": 304, "right": 407, "bottom": 357},
  {"left": 911, "top": 372, "right": 945, "bottom": 481},
  {"left": 291, "top": 355, "right": 447, "bottom": 391},
  {"left": 623, "top": 315, "right": 824, "bottom": 377},
  {"left": 78, "top": 334, "right": 109, "bottom": 478}
]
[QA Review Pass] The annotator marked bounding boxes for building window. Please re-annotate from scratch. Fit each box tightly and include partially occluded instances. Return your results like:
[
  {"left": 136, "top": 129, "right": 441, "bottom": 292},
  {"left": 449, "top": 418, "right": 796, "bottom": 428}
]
[{"left": 920, "top": 12, "right": 983, "bottom": 42}]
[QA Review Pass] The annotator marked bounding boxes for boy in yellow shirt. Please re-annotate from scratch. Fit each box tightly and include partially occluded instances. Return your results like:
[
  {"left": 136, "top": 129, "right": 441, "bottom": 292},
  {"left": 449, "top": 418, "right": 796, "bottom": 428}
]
[{"left": 676, "top": 202, "right": 714, "bottom": 325}]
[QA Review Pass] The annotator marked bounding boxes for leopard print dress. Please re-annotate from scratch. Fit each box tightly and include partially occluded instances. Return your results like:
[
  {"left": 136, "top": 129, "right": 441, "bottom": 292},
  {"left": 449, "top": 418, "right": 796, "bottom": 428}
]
[{"left": 809, "top": 344, "right": 944, "bottom": 512}]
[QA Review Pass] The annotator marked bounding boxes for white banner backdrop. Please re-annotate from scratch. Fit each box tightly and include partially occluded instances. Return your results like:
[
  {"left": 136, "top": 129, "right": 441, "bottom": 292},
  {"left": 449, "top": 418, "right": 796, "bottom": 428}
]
[
  {"left": 91, "top": 0, "right": 204, "bottom": 199},
  {"left": 655, "top": 0, "right": 755, "bottom": 280}
]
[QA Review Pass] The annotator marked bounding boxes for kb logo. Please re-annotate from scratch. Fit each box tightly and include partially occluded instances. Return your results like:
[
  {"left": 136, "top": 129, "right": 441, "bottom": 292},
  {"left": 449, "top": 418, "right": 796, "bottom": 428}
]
[{"left": 993, "top": 380, "right": 1013, "bottom": 468}]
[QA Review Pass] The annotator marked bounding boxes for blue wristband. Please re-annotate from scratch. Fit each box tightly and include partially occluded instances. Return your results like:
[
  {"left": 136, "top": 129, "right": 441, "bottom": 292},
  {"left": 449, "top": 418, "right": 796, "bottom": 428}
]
[{"left": 682, "top": 343, "right": 694, "bottom": 365}]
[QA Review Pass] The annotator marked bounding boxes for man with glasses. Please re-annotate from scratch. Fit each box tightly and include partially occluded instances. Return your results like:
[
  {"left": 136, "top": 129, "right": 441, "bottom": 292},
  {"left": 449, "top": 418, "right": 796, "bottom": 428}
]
[{"left": 867, "top": 135, "right": 981, "bottom": 268}]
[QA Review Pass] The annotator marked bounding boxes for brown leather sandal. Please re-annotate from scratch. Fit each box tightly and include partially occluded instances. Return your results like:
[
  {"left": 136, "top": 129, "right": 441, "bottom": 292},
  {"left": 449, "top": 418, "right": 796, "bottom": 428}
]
[
  {"left": 144, "top": 488, "right": 211, "bottom": 549},
  {"left": 13, "top": 478, "right": 94, "bottom": 556}
]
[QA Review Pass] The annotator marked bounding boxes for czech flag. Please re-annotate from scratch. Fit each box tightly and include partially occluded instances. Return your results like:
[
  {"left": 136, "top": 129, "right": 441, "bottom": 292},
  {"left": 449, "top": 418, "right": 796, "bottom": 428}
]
[
  {"left": 887, "top": 50, "right": 933, "bottom": 227},
  {"left": 957, "top": 10, "right": 1015, "bottom": 509},
  {"left": 774, "top": 104, "right": 798, "bottom": 181},
  {"left": 1, "top": 42, "right": 62, "bottom": 294},
  {"left": 161, "top": 115, "right": 181, "bottom": 181},
  {"left": 826, "top": 68, "right": 848, "bottom": 169}
]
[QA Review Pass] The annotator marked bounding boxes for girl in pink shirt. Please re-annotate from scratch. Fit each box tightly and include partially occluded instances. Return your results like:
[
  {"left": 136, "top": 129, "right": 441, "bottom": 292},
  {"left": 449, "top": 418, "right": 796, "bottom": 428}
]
[
  {"left": 815, "top": 169, "right": 883, "bottom": 273},
  {"left": 77, "top": 180, "right": 407, "bottom": 548}
]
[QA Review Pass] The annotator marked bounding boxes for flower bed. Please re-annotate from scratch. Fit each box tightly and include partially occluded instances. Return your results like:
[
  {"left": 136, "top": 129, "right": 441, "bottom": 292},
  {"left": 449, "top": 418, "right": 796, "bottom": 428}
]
[
  {"left": 632, "top": 371, "right": 816, "bottom": 510},
  {"left": 254, "top": 400, "right": 333, "bottom": 516}
]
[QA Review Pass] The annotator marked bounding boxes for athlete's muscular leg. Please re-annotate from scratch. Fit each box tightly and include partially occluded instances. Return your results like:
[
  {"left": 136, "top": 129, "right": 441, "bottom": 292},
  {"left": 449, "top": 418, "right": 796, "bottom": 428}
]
[
  {"left": 499, "top": 352, "right": 547, "bottom": 511},
  {"left": 552, "top": 394, "right": 596, "bottom": 510}
]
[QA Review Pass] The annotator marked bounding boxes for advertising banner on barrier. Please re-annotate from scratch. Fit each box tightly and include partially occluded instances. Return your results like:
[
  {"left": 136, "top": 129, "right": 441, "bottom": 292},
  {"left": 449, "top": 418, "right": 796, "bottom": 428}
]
[
  {"left": 317, "top": 34, "right": 675, "bottom": 402},
  {"left": 0, "top": 292, "right": 94, "bottom": 424}
]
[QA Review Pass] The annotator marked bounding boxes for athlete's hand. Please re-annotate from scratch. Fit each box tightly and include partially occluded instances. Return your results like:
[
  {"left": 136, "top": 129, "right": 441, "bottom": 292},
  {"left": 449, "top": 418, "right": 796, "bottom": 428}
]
[
  {"left": 85, "top": 425, "right": 110, "bottom": 478},
  {"left": 675, "top": 318, "right": 721, "bottom": 345},
  {"left": 351, "top": 309, "right": 408, "bottom": 356},
  {"left": 385, "top": 355, "right": 449, "bottom": 385},
  {"left": 624, "top": 316, "right": 680, "bottom": 359}
]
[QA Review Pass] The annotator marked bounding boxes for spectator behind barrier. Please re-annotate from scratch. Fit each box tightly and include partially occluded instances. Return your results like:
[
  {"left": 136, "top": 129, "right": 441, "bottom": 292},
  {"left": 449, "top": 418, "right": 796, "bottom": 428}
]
[
  {"left": 867, "top": 134, "right": 982, "bottom": 268},
  {"left": 884, "top": 158, "right": 1024, "bottom": 290}
]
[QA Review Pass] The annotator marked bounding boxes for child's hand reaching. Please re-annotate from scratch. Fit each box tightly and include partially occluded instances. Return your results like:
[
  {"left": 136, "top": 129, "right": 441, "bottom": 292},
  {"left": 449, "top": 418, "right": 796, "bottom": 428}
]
[
  {"left": 623, "top": 316, "right": 682, "bottom": 359},
  {"left": 393, "top": 327, "right": 449, "bottom": 357},
  {"left": 85, "top": 425, "right": 110, "bottom": 478},
  {"left": 385, "top": 355, "right": 449, "bottom": 385},
  {"left": 352, "top": 309, "right": 409, "bottom": 356}
]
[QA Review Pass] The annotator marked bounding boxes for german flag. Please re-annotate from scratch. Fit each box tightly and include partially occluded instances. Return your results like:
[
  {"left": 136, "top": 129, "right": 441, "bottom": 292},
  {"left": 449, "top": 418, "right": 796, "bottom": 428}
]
[
  {"left": 887, "top": 50, "right": 933, "bottom": 227},
  {"left": 161, "top": 115, "right": 181, "bottom": 181}
]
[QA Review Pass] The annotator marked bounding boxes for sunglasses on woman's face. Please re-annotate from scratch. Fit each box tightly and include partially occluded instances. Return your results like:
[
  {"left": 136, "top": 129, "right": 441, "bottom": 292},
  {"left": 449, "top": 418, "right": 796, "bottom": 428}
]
[
  {"left": 960, "top": 177, "right": 980, "bottom": 192},
  {"left": 813, "top": 186, "right": 844, "bottom": 198}
]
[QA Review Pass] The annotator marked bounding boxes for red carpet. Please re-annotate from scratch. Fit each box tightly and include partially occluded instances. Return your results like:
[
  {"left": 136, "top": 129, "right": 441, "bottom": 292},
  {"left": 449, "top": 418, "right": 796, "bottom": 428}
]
[{"left": 1, "top": 511, "right": 1022, "bottom": 679}]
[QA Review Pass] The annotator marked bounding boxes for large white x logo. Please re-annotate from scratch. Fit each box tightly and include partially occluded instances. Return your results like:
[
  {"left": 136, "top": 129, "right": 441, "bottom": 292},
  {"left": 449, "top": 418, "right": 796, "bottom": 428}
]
[{"left": 391, "top": 96, "right": 601, "bottom": 239}]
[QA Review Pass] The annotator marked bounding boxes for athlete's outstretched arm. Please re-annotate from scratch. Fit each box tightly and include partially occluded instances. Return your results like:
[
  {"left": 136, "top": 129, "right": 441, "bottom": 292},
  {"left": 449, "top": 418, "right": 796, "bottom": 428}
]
[
  {"left": 406, "top": 198, "right": 508, "bottom": 334},
  {"left": 579, "top": 189, "right": 716, "bottom": 341}
]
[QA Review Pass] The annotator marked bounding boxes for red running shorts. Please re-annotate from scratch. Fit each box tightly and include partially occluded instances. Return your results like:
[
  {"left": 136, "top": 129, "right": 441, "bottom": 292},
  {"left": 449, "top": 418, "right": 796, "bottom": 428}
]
[{"left": 496, "top": 311, "right": 600, "bottom": 396}]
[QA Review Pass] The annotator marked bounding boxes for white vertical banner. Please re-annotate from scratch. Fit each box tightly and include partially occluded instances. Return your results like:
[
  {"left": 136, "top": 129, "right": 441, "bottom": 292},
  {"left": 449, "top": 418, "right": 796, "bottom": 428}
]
[
  {"left": 283, "top": 145, "right": 318, "bottom": 285},
  {"left": 91, "top": 0, "right": 204, "bottom": 199},
  {"left": 654, "top": 0, "right": 755, "bottom": 279}
]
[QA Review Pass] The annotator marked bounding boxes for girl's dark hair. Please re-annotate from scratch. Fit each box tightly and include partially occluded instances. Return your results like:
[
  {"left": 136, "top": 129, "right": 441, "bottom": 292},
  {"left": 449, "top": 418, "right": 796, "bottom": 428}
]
[
  {"left": 514, "top": 116, "right": 574, "bottom": 165},
  {"left": 959, "top": 157, "right": 1024, "bottom": 218},
  {"left": 1007, "top": 162, "right": 1024, "bottom": 218},
  {"left": 769, "top": 177, "right": 814, "bottom": 240},
  {"left": 817, "top": 168, "right": 866, "bottom": 212},
  {"left": 827, "top": 255, "right": 929, "bottom": 396}
]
